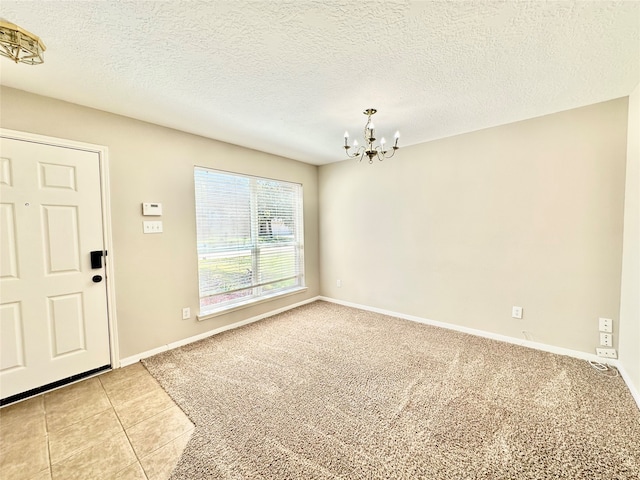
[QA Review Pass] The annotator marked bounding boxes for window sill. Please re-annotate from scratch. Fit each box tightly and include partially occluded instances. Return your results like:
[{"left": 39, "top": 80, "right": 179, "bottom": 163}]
[{"left": 196, "top": 287, "right": 308, "bottom": 321}]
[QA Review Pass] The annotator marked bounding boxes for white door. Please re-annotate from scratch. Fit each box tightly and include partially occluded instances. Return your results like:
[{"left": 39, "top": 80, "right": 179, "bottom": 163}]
[{"left": 0, "top": 136, "right": 111, "bottom": 401}]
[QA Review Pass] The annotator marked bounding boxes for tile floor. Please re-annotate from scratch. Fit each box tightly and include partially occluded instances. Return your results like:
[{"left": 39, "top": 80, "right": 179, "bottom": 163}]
[{"left": 0, "top": 362, "right": 194, "bottom": 480}]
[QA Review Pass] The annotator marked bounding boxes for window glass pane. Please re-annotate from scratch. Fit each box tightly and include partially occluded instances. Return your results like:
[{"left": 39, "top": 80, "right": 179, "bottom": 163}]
[
  {"left": 195, "top": 169, "right": 252, "bottom": 251},
  {"left": 201, "top": 287, "right": 253, "bottom": 310},
  {"left": 194, "top": 167, "right": 304, "bottom": 314},
  {"left": 198, "top": 250, "right": 253, "bottom": 297},
  {"left": 256, "top": 179, "right": 296, "bottom": 244},
  {"left": 258, "top": 246, "right": 296, "bottom": 284},
  {"left": 261, "top": 277, "right": 297, "bottom": 294}
]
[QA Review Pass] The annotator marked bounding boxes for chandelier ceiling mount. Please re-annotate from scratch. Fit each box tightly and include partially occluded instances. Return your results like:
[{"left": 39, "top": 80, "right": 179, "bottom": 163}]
[{"left": 0, "top": 19, "right": 46, "bottom": 65}]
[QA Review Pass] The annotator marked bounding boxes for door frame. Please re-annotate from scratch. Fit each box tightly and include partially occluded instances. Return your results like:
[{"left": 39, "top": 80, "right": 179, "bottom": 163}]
[{"left": 0, "top": 128, "right": 120, "bottom": 369}]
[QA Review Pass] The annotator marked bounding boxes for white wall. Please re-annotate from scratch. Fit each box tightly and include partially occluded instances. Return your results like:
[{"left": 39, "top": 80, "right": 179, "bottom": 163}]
[
  {"left": 319, "top": 99, "right": 628, "bottom": 355},
  {"left": 619, "top": 83, "right": 640, "bottom": 394},
  {"left": 0, "top": 86, "right": 320, "bottom": 359}
]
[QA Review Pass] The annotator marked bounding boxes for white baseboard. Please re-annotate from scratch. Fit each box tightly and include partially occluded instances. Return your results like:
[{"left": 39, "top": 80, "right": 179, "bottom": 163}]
[
  {"left": 120, "top": 296, "right": 321, "bottom": 367},
  {"left": 319, "top": 296, "right": 606, "bottom": 362},
  {"left": 319, "top": 296, "right": 640, "bottom": 410},
  {"left": 119, "top": 294, "right": 640, "bottom": 411},
  {"left": 616, "top": 362, "right": 640, "bottom": 411}
]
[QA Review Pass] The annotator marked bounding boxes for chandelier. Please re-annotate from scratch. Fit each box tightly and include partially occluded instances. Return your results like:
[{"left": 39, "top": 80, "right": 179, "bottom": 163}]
[
  {"left": 344, "top": 108, "right": 399, "bottom": 163},
  {"left": 0, "top": 19, "right": 46, "bottom": 65}
]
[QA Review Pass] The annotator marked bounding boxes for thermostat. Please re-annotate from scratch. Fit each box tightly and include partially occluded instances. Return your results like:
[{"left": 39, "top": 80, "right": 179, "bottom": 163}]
[{"left": 142, "top": 202, "right": 163, "bottom": 216}]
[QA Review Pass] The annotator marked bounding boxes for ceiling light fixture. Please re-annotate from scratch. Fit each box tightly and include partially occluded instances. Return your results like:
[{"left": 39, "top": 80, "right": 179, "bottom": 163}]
[
  {"left": 344, "top": 108, "right": 399, "bottom": 163},
  {"left": 0, "top": 19, "right": 46, "bottom": 65}
]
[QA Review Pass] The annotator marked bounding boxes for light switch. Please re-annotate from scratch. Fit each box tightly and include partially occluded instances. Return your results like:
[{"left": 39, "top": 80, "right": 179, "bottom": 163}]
[{"left": 143, "top": 221, "right": 163, "bottom": 234}]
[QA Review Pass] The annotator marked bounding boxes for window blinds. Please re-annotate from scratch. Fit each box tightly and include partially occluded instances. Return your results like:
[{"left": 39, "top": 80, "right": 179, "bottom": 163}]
[{"left": 194, "top": 167, "right": 304, "bottom": 314}]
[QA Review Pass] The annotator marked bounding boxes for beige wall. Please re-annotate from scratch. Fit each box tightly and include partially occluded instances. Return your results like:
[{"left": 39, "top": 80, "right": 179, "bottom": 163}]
[
  {"left": 0, "top": 86, "right": 320, "bottom": 359},
  {"left": 319, "top": 99, "right": 628, "bottom": 354},
  {"left": 619, "top": 83, "right": 639, "bottom": 393},
  {"left": 1, "top": 85, "right": 632, "bottom": 365}
]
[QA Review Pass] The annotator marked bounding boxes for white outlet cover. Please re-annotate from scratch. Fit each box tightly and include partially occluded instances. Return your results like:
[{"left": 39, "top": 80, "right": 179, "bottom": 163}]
[
  {"left": 599, "top": 332, "right": 613, "bottom": 347},
  {"left": 598, "top": 317, "right": 613, "bottom": 333},
  {"left": 512, "top": 306, "right": 523, "bottom": 319},
  {"left": 596, "top": 348, "right": 617, "bottom": 359}
]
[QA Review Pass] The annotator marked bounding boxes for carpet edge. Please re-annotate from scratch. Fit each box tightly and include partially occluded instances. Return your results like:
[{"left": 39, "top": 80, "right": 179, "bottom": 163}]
[
  {"left": 318, "top": 296, "right": 640, "bottom": 410},
  {"left": 119, "top": 295, "right": 321, "bottom": 367}
]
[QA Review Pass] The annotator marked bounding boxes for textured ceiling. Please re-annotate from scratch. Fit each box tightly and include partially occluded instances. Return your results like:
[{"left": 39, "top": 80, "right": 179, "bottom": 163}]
[{"left": 1, "top": 1, "right": 638, "bottom": 165}]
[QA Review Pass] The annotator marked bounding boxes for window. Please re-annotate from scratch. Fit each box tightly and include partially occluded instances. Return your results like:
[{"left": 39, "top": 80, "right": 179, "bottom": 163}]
[{"left": 194, "top": 167, "right": 305, "bottom": 316}]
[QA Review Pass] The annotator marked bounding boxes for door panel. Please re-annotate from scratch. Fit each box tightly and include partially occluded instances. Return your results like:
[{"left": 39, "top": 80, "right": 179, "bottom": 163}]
[
  {"left": 42, "top": 205, "right": 81, "bottom": 274},
  {"left": 0, "top": 157, "right": 12, "bottom": 186},
  {"left": 0, "top": 137, "right": 111, "bottom": 400},
  {"left": 0, "top": 203, "right": 18, "bottom": 278},
  {"left": 48, "top": 292, "right": 86, "bottom": 357},
  {"left": 0, "top": 302, "right": 24, "bottom": 372},
  {"left": 39, "top": 162, "right": 77, "bottom": 191}
]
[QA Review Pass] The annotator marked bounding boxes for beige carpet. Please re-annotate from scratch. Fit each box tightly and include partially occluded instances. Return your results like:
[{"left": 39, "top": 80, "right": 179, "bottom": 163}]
[{"left": 142, "top": 301, "right": 640, "bottom": 479}]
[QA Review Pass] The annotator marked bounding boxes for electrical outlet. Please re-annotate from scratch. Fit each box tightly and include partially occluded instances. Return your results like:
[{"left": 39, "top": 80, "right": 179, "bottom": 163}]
[
  {"left": 596, "top": 348, "right": 617, "bottom": 359},
  {"left": 336, "top": 279, "right": 342, "bottom": 288},
  {"left": 511, "top": 306, "right": 523, "bottom": 319},
  {"left": 182, "top": 307, "right": 190, "bottom": 320},
  {"left": 599, "top": 332, "right": 613, "bottom": 347},
  {"left": 598, "top": 317, "right": 613, "bottom": 333}
]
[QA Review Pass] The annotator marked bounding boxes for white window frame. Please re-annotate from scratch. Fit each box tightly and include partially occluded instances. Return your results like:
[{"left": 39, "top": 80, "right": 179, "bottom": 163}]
[{"left": 194, "top": 167, "right": 305, "bottom": 319}]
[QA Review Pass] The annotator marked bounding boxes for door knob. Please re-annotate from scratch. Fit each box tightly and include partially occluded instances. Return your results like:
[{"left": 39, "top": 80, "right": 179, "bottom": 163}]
[{"left": 92, "top": 275, "right": 103, "bottom": 283}]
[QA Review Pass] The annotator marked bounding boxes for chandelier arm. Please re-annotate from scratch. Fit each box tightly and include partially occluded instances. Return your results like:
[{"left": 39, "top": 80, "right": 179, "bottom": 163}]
[
  {"left": 384, "top": 147, "right": 397, "bottom": 160},
  {"left": 345, "top": 145, "right": 365, "bottom": 160},
  {"left": 344, "top": 144, "right": 364, "bottom": 158}
]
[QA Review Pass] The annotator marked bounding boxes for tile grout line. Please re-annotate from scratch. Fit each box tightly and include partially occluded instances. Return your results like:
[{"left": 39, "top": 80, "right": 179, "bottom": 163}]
[
  {"left": 43, "top": 379, "right": 112, "bottom": 433},
  {"left": 43, "top": 392, "right": 53, "bottom": 480},
  {"left": 31, "top": 395, "right": 52, "bottom": 480},
  {"left": 101, "top": 367, "right": 194, "bottom": 479},
  {"left": 98, "top": 375, "right": 149, "bottom": 479},
  {"left": 103, "top": 368, "right": 195, "bottom": 480},
  {"left": 122, "top": 404, "right": 194, "bottom": 469},
  {"left": 44, "top": 379, "right": 116, "bottom": 477},
  {"left": 16, "top": 365, "right": 189, "bottom": 480},
  {"left": 48, "top": 413, "right": 125, "bottom": 468}
]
